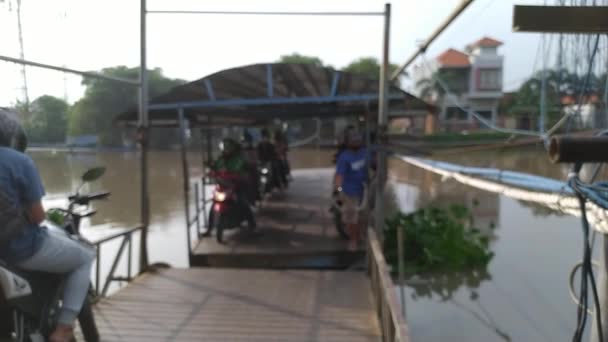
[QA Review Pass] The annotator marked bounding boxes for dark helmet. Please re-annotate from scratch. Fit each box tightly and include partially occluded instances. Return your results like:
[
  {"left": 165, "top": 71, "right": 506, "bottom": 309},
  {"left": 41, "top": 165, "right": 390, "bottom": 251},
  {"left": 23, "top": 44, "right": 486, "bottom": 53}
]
[
  {"left": 219, "top": 137, "right": 240, "bottom": 155},
  {"left": 0, "top": 108, "right": 27, "bottom": 152},
  {"left": 261, "top": 128, "right": 270, "bottom": 139},
  {"left": 241, "top": 129, "right": 253, "bottom": 146}
]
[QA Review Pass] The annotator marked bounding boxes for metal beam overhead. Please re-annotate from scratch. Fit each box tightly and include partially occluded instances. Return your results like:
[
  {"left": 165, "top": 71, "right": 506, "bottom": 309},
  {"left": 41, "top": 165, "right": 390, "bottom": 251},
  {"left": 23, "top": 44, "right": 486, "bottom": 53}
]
[
  {"left": 330, "top": 72, "right": 341, "bottom": 96},
  {"left": 391, "top": 0, "right": 475, "bottom": 81},
  {"left": 266, "top": 64, "right": 273, "bottom": 98},
  {"left": 147, "top": 10, "right": 384, "bottom": 16},
  {"left": 0, "top": 55, "right": 140, "bottom": 85},
  {"left": 513, "top": 5, "right": 608, "bottom": 33},
  {"left": 204, "top": 79, "right": 216, "bottom": 101},
  {"left": 148, "top": 93, "right": 406, "bottom": 111}
]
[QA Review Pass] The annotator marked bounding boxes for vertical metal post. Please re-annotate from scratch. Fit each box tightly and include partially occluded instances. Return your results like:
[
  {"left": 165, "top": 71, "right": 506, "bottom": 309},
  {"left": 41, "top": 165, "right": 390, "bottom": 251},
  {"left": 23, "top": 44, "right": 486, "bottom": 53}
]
[
  {"left": 591, "top": 234, "right": 608, "bottom": 342},
  {"left": 540, "top": 31, "right": 547, "bottom": 134},
  {"left": 95, "top": 247, "right": 100, "bottom": 296},
  {"left": 178, "top": 108, "right": 192, "bottom": 257},
  {"left": 195, "top": 182, "right": 201, "bottom": 236},
  {"left": 138, "top": 0, "right": 150, "bottom": 271},
  {"left": 374, "top": 3, "right": 391, "bottom": 241},
  {"left": 200, "top": 127, "right": 208, "bottom": 230},
  {"left": 127, "top": 234, "right": 132, "bottom": 280}
]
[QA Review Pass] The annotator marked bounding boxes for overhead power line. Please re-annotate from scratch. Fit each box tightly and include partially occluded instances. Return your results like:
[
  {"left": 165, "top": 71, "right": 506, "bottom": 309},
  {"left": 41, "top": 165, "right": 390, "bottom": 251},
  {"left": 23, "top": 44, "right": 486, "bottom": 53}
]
[{"left": 0, "top": 55, "right": 140, "bottom": 85}]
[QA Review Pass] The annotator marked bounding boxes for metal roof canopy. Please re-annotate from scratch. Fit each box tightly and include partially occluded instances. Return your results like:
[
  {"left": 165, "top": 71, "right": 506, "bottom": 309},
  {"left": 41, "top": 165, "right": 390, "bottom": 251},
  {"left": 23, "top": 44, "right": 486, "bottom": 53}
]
[{"left": 115, "top": 62, "right": 433, "bottom": 128}]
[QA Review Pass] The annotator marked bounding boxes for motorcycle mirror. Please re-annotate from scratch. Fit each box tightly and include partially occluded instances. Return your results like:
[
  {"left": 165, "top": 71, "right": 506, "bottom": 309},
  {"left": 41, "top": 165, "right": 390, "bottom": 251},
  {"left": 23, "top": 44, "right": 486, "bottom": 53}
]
[{"left": 81, "top": 167, "right": 106, "bottom": 183}]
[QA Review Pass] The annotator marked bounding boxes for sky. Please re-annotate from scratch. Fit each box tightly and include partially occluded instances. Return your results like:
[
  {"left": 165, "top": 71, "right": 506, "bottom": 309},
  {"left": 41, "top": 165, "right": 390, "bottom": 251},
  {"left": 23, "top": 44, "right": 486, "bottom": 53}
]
[{"left": 0, "top": 0, "right": 551, "bottom": 106}]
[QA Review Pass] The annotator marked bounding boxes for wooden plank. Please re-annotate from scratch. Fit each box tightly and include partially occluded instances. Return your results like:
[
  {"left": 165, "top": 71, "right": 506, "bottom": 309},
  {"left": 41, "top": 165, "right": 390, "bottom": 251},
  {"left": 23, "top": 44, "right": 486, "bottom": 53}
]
[
  {"left": 513, "top": 5, "right": 608, "bottom": 33},
  {"left": 368, "top": 229, "right": 410, "bottom": 342},
  {"left": 88, "top": 268, "right": 381, "bottom": 342},
  {"left": 192, "top": 169, "right": 365, "bottom": 268}
]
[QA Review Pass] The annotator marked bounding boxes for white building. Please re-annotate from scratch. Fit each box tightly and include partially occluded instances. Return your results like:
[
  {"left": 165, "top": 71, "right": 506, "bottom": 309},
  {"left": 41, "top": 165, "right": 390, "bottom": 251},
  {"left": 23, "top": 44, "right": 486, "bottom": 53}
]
[{"left": 412, "top": 37, "right": 504, "bottom": 132}]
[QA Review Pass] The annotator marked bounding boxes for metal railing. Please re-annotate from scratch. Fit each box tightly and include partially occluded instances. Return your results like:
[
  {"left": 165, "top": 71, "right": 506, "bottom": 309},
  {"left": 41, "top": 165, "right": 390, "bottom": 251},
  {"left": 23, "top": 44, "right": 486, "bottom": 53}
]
[
  {"left": 368, "top": 228, "right": 410, "bottom": 342},
  {"left": 91, "top": 226, "right": 143, "bottom": 300},
  {"left": 186, "top": 178, "right": 213, "bottom": 256}
]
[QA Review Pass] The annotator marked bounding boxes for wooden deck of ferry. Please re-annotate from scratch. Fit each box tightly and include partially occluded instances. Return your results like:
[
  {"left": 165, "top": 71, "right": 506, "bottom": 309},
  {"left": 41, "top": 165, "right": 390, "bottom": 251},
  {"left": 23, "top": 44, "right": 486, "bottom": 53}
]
[
  {"left": 86, "top": 169, "right": 406, "bottom": 341},
  {"left": 91, "top": 268, "right": 380, "bottom": 342},
  {"left": 191, "top": 169, "right": 365, "bottom": 269}
]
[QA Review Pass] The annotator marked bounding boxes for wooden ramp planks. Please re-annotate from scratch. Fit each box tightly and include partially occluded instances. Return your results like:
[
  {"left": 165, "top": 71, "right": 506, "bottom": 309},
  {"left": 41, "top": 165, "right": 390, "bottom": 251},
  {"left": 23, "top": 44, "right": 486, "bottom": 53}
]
[
  {"left": 92, "top": 268, "right": 381, "bottom": 342},
  {"left": 192, "top": 169, "right": 364, "bottom": 268}
]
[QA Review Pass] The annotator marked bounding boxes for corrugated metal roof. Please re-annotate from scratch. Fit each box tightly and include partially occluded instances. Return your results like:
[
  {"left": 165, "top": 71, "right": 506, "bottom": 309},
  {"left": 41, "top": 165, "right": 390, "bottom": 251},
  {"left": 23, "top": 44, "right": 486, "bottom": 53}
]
[{"left": 115, "top": 63, "right": 434, "bottom": 128}]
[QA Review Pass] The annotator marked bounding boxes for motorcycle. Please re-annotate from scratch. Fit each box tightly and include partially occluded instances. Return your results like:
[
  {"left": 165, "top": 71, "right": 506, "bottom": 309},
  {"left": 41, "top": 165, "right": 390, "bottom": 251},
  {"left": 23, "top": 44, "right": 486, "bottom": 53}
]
[
  {"left": 258, "top": 161, "right": 286, "bottom": 197},
  {"left": 329, "top": 184, "right": 370, "bottom": 241},
  {"left": 205, "top": 171, "right": 256, "bottom": 244},
  {"left": 0, "top": 167, "right": 108, "bottom": 342}
]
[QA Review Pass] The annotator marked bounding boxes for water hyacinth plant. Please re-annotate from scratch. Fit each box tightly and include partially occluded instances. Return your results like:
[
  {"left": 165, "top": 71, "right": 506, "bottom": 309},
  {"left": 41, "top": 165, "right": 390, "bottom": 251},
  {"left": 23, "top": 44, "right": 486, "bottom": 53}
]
[{"left": 383, "top": 204, "right": 494, "bottom": 274}]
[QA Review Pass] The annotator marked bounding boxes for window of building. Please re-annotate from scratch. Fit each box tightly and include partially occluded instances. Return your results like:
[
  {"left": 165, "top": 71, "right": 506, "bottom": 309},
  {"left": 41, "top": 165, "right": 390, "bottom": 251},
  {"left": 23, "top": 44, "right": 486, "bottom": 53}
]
[
  {"left": 476, "top": 110, "right": 493, "bottom": 120},
  {"left": 477, "top": 69, "right": 501, "bottom": 91},
  {"left": 446, "top": 107, "right": 468, "bottom": 121}
]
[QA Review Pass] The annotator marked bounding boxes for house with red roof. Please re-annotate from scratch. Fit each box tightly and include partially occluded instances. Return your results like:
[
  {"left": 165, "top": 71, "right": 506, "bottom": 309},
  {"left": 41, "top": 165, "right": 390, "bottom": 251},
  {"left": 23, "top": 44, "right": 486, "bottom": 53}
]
[{"left": 413, "top": 36, "right": 504, "bottom": 132}]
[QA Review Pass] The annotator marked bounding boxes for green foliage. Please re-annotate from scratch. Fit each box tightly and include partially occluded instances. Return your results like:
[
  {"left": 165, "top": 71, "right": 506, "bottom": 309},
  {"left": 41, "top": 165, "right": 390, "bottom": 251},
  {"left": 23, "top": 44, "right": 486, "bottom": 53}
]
[
  {"left": 46, "top": 209, "right": 65, "bottom": 226},
  {"left": 342, "top": 57, "right": 399, "bottom": 83},
  {"left": 22, "top": 96, "right": 69, "bottom": 144},
  {"left": 278, "top": 53, "right": 324, "bottom": 67},
  {"left": 415, "top": 69, "right": 465, "bottom": 101},
  {"left": 383, "top": 205, "right": 494, "bottom": 274},
  {"left": 421, "top": 131, "right": 513, "bottom": 143},
  {"left": 503, "top": 68, "right": 607, "bottom": 122},
  {"left": 68, "top": 66, "right": 184, "bottom": 146}
]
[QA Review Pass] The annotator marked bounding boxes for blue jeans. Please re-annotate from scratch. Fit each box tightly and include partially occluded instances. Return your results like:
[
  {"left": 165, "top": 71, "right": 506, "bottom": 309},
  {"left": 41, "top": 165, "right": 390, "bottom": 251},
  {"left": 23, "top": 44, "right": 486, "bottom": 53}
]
[{"left": 17, "top": 228, "right": 95, "bottom": 326}]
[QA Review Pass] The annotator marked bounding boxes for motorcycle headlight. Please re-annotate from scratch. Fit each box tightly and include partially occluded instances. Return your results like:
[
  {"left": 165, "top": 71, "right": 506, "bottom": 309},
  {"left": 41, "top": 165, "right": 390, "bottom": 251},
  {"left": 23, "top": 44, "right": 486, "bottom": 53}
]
[
  {"left": 261, "top": 176, "right": 268, "bottom": 183},
  {"left": 214, "top": 191, "right": 227, "bottom": 202},
  {"left": 261, "top": 168, "right": 269, "bottom": 174}
]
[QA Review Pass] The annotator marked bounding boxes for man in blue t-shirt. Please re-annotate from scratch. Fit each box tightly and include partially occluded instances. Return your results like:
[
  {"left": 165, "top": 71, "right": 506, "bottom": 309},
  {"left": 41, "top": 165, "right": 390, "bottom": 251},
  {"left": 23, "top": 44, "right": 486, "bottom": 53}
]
[
  {"left": 0, "top": 111, "right": 95, "bottom": 342},
  {"left": 335, "top": 130, "right": 368, "bottom": 249}
]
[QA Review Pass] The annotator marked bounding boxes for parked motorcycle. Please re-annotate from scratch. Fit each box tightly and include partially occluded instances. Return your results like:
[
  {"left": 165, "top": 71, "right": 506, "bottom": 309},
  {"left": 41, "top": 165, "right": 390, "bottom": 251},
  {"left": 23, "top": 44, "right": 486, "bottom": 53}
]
[
  {"left": 0, "top": 167, "right": 108, "bottom": 342},
  {"left": 205, "top": 171, "right": 256, "bottom": 243}
]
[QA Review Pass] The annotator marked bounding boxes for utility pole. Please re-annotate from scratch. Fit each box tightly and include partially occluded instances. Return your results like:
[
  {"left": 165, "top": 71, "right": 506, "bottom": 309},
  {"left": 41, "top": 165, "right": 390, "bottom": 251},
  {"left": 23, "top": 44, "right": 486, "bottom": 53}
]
[
  {"left": 15, "top": 0, "right": 29, "bottom": 109},
  {"left": 374, "top": 3, "right": 390, "bottom": 239},
  {"left": 540, "top": 32, "right": 547, "bottom": 134},
  {"left": 138, "top": 0, "right": 150, "bottom": 271}
]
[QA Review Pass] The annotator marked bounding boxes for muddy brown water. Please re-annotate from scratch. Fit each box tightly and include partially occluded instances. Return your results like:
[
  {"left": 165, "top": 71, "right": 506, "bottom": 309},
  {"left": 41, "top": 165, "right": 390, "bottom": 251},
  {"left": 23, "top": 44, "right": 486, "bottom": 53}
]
[{"left": 32, "top": 146, "right": 584, "bottom": 341}]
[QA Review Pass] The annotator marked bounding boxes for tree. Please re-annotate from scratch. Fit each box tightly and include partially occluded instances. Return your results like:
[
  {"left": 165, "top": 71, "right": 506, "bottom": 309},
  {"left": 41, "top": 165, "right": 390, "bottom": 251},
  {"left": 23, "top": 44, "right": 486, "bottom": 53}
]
[
  {"left": 278, "top": 53, "right": 324, "bottom": 66},
  {"left": 415, "top": 70, "right": 463, "bottom": 102},
  {"left": 23, "top": 95, "right": 69, "bottom": 144},
  {"left": 68, "top": 66, "right": 184, "bottom": 146},
  {"left": 342, "top": 57, "right": 399, "bottom": 83}
]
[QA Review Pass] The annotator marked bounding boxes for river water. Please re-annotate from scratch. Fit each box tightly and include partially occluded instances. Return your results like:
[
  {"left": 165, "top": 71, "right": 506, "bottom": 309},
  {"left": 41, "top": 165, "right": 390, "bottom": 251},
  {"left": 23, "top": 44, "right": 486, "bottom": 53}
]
[{"left": 31, "top": 146, "right": 585, "bottom": 341}]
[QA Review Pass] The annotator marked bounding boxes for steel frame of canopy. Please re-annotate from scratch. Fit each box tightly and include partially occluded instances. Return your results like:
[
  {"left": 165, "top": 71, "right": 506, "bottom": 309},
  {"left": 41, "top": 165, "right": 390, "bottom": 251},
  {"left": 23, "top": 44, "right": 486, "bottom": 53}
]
[{"left": 142, "top": 5, "right": 395, "bottom": 280}]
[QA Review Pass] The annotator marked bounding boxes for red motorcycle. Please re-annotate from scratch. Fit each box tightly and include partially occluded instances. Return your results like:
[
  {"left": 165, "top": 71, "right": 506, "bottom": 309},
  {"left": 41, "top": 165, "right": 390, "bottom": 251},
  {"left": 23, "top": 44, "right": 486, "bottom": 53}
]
[{"left": 205, "top": 171, "right": 256, "bottom": 243}]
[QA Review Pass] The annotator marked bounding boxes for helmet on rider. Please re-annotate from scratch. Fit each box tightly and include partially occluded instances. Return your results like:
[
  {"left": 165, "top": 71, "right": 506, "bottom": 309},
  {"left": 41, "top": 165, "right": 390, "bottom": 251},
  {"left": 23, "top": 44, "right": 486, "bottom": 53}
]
[
  {"left": 219, "top": 137, "right": 240, "bottom": 157},
  {"left": 0, "top": 108, "right": 27, "bottom": 153},
  {"left": 241, "top": 129, "right": 253, "bottom": 148}
]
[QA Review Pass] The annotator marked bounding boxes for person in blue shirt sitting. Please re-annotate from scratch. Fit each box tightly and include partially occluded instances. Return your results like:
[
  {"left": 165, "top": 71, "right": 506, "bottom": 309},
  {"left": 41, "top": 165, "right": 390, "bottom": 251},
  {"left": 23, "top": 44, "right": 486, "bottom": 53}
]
[
  {"left": 335, "top": 130, "right": 368, "bottom": 249},
  {"left": 0, "top": 110, "right": 95, "bottom": 342}
]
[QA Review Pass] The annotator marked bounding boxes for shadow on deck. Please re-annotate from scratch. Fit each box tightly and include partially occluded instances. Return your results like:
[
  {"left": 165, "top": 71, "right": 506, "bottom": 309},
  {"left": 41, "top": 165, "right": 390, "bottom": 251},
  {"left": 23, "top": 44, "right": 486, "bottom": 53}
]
[{"left": 191, "top": 169, "right": 365, "bottom": 269}]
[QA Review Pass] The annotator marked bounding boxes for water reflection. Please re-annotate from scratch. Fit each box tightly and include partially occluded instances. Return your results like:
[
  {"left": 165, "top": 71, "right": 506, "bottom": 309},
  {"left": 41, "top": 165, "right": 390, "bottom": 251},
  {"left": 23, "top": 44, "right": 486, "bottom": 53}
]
[
  {"left": 28, "top": 147, "right": 585, "bottom": 340},
  {"left": 387, "top": 149, "right": 584, "bottom": 341}
]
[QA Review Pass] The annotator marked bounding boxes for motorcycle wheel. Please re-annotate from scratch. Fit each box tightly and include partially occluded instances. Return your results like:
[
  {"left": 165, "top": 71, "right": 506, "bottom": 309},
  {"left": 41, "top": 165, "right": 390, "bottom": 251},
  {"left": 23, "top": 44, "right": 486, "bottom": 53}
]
[
  {"left": 214, "top": 214, "right": 224, "bottom": 244},
  {"left": 10, "top": 310, "right": 28, "bottom": 342},
  {"left": 78, "top": 292, "right": 99, "bottom": 342},
  {"left": 330, "top": 205, "right": 349, "bottom": 240}
]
